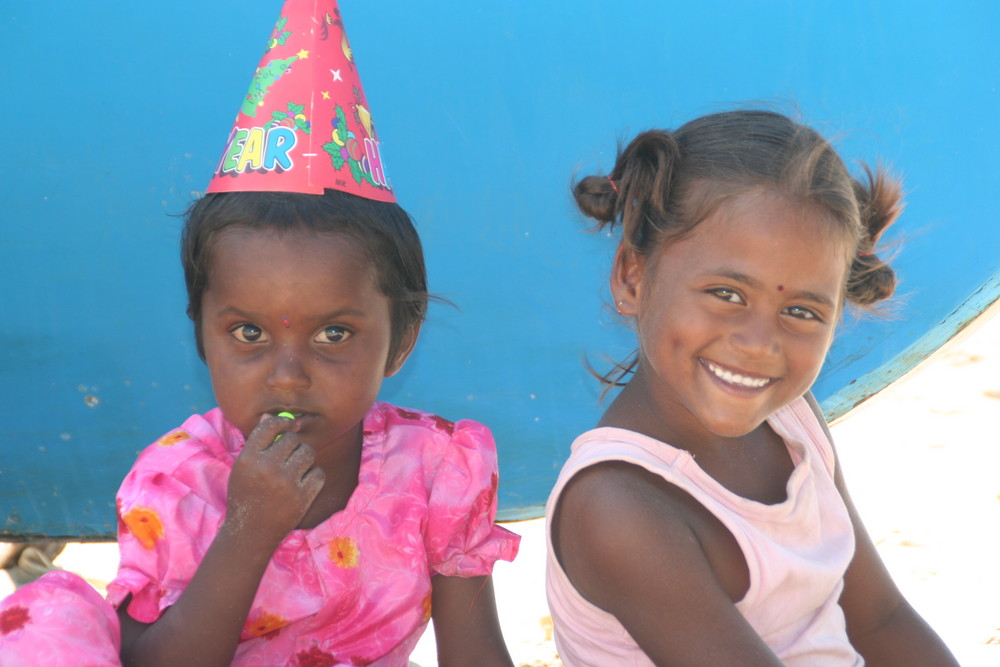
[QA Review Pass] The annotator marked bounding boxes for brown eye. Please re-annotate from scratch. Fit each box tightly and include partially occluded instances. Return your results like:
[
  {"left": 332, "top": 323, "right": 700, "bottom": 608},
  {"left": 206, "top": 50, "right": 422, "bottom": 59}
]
[
  {"left": 783, "top": 306, "right": 821, "bottom": 322},
  {"left": 314, "top": 326, "right": 352, "bottom": 344},
  {"left": 230, "top": 323, "right": 266, "bottom": 343},
  {"left": 708, "top": 287, "right": 744, "bottom": 304}
]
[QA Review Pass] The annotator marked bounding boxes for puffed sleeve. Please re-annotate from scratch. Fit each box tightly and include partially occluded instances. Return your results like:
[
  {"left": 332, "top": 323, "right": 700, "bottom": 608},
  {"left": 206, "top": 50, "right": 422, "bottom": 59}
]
[
  {"left": 423, "top": 419, "right": 520, "bottom": 577},
  {"left": 106, "top": 413, "right": 233, "bottom": 622}
]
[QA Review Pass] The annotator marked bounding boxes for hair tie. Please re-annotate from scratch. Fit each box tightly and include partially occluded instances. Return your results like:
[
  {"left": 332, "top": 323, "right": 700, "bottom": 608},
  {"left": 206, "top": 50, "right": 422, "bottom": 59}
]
[{"left": 608, "top": 175, "right": 619, "bottom": 194}]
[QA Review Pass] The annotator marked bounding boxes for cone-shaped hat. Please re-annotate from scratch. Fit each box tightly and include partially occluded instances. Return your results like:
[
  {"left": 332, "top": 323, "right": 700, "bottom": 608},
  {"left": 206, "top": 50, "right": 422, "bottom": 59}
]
[{"left": 206, "top": 0, "right": 394, "bottom": 200}]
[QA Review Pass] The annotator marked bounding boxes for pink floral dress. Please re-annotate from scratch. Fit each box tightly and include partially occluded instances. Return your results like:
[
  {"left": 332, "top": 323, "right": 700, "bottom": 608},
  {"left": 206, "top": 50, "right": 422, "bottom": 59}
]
[{"left": 0, "top": 402, "right": 519, "bottom": 666}]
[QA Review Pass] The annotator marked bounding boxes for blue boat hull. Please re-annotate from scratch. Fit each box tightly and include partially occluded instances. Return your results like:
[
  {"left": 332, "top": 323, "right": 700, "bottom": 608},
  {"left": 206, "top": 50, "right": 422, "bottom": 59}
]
[{"left": 2, "top": 1, "right": 998, "bottom": 534}]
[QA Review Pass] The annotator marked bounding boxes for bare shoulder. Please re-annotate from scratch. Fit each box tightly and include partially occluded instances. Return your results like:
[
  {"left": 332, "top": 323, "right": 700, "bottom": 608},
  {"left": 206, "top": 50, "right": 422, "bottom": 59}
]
[
  {"left": 553, "top": 461, "right": 746, "bottom": 601},
  {"left": 551, "top": 461, "right": 778, "bottom": 665},
  {"left": 552, "top": 461, "right": 693, "bottom": 548}
]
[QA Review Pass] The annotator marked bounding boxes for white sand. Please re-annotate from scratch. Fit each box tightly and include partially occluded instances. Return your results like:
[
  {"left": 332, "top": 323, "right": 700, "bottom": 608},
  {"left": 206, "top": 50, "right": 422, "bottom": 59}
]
[
  {"left": 4, "top": 311, "right": 999, "bottom": 666},
  {"left": 828, "top": 307, "right": 1000, "bottom": 667}
]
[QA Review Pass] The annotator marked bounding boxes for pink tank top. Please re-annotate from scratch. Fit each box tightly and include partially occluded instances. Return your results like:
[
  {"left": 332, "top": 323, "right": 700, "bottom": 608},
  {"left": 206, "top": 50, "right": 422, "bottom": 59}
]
[{"left": 545, "top": 397, "right": 863, "bottom": 666}]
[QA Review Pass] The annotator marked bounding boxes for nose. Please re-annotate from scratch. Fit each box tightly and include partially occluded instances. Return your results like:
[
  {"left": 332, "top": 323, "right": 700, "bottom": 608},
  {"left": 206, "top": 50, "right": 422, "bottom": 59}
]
[
  {"left": 266, "top": 344, "right": 311, "bottom": 392},
  {"left": 729, "top": 309, "right": 781, "bottom": 360}
]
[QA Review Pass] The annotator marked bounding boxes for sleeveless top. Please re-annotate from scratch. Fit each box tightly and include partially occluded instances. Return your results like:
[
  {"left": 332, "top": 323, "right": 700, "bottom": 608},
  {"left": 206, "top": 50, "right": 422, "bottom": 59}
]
[{"left": 545, "top": 397, "right": 863, "bottom": 666}]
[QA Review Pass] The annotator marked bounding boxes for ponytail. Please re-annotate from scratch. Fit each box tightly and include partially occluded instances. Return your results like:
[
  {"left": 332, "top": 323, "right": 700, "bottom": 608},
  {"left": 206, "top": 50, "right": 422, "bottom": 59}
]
[
  {"left": 846, "top": 166, "right": 903, "bottom": 306},
  {"left": 573, "top": 131, "right": 685, "bottom": 390},
  {"left": 573, "top": 130, "right": 683, "bottom": 254}
]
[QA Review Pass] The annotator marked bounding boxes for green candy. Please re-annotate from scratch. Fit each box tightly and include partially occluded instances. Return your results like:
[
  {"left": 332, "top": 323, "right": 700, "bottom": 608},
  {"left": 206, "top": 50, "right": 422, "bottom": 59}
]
[{"left": 274, "top": 412, "right": 296, "bottom": 441}]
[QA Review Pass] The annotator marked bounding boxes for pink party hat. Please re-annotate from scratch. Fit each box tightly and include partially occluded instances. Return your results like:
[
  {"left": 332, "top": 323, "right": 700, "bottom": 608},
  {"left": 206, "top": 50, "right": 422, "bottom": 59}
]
[{"left": 206, "top": 0, "right": 394, "bottom": 201}]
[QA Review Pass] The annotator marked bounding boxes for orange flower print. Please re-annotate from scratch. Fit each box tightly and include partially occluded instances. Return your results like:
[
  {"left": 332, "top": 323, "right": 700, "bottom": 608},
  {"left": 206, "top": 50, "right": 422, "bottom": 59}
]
[
  {"left": 121, "top": 506, "right": 164, "bottom": 550},
  {"left": 421, "top": 593, "right": 433, "bottom": 622},
  {"left": 0, "top": 605, "right": 30, "bottom": 635},
  {"left": 245, "top": 610, "right": 287, "bottom": 639},
  {"left": 157, "top": 430, "right": 189, "bottom": 446},
  {"left": 328, "top": 536, "right": 359, "bottom": 569}
]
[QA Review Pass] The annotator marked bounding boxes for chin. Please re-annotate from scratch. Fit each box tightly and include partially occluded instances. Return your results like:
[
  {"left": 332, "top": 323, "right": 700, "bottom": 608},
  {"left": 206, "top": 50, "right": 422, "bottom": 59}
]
[
  {"left": 711, "top": 425, "right": 760, "bottom": 440},
  {"left": 699, "top": 410, "right": 771, "bottom": 440}
]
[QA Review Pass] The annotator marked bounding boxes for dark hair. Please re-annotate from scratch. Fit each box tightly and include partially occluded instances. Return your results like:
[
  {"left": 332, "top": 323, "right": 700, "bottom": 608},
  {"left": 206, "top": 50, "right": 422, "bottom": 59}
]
[
  {"left": 574, "top": 109, "right": 903, "bottom": 386},
  {"left": 181, "top": 189, "right": 428, "bottom": 365}
]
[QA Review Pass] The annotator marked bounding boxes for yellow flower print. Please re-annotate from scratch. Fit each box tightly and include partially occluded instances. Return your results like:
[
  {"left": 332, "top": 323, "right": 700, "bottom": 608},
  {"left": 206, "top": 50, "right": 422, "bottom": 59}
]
[
  {"left": 421, "top": 593, "right": 432, "bottom": 622},
  {"left": 246, "top": 610, "right": 287, "bottom": 639},
  {"left": 157, "top": 430, "right": 189, "bottom": 446},
  {"left": 328, "top": 536, "right": 359, "bottom": 569},
  {"left": 121, "top": 506, "right": 164, "bottom": 550}
]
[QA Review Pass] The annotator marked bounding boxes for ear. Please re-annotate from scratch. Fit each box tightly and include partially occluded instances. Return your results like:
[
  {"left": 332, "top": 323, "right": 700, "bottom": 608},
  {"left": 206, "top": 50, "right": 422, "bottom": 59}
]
[
  {"left": 384, "top": 322, "right": 422, "bottom": 378},
  {"left": 610, "top": 242, "right": 645, "bottom": 316}
]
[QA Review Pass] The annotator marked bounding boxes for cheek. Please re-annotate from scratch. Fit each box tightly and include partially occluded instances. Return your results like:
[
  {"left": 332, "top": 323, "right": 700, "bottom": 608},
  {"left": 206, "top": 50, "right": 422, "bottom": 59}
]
[
  {"left": 635, "top": 311, "right": 688, "bottom": 365},
  {"left": 204, "top": 345, "right": 237, "bottom": 383},
  {"left": 203, "top": 347, "right": 255, "bottom": 401},
  {"left": 791, "top": 334, "right": 836, "bottom": 381}
]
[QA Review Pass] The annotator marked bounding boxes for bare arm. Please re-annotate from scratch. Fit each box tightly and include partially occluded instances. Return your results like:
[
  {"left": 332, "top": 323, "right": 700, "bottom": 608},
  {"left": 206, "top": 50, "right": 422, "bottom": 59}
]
[
  {"left": 430, "top": 574, "right": 513, "bottom": 667},
  {"left": 552, "top": 462, "right": 784, "bottom": 667},
  {"left": 804, "top": 392, "right": 959, "bottom": 666},
  {"left": 118, "top": 415, "right": 325, "bottom": 667}
]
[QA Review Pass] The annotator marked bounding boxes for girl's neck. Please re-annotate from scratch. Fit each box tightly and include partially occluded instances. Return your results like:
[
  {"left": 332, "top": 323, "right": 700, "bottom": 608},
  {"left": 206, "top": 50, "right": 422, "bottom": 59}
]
[
  {"left": 598, "top": 372, "right": 747, "bottom": 454},
  {"left": 598, "top": 374, "right": 794, "bottom": 504},
  {"left": 297, "top": 424, "right": 364, "bottom": 530}
]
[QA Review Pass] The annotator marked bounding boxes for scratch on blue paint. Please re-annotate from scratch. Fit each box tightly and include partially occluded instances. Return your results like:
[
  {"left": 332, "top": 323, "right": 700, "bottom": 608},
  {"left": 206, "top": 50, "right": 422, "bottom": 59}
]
[{"left": 822, "top": 270, "right": 1000, "bottom": 421}]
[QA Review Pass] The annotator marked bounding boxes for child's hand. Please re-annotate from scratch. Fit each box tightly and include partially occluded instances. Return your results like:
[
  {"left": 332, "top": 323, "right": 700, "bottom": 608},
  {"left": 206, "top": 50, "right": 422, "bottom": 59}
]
[{"left": 222, "top": 414, "right": 326, "bottom": 549}]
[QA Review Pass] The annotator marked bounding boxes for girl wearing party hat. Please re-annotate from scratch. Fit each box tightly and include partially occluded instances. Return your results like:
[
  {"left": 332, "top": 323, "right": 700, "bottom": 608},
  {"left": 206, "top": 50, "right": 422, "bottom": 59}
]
[{"left": 0, "top": 2, "right": 518, "bottom": 665}]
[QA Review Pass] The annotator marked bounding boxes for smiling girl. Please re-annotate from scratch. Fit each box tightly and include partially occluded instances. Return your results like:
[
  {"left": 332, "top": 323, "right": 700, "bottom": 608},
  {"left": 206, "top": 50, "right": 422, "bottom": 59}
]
[{"left": 545, "top": 110, "right": 958, "bottom": 666}]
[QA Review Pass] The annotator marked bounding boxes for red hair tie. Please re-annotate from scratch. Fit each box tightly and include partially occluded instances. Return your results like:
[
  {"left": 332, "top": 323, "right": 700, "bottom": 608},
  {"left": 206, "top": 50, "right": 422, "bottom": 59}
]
[{"left": 608, "top": 175, "right": 619, "bottom": 194}]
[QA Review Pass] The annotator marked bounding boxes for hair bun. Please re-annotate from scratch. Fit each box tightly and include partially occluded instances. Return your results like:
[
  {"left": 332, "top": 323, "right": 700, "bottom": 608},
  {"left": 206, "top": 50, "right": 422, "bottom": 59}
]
[
  {"left": 846, "top": 254, "right": 896, "bottom": 305},
  {"left": 846, "top": 166, "right": 904, "bottom": 305},
  {"left": 573, "top": 174, "right": 620, "bottom": 229},
  {"left": 854, "top": 166, "right": 904, "bottom": 249},
  {"left": 572, "top": 130, "right": 682, "bottom": 241}
]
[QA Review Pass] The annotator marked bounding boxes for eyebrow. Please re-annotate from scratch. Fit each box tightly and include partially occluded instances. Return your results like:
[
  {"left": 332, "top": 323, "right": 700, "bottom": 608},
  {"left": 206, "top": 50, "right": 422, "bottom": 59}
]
[
  {"left": 212, "top": 305, "right": 370, "bottom": 321},
  {"left": 709, "top": 270, "right": 838, "bottom": 308}
]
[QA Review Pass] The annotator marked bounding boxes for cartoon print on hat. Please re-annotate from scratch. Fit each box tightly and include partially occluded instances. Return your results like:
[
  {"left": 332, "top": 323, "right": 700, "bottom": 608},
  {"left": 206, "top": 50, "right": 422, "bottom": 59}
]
[{"left": 207, "top": 0, "right": 394, "bottom": 201}]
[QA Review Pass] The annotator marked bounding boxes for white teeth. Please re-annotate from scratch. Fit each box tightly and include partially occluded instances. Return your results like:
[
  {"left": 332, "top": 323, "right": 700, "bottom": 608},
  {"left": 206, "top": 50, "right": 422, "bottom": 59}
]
[{"left": 704, "top": 360, "right": 771, "bottom": 389}]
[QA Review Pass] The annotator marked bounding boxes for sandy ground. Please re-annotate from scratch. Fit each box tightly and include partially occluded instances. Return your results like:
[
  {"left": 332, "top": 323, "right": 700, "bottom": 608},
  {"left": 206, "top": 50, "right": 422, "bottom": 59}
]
[{"left": 4, "top": 311, "right": 1000, "bottom": 665}]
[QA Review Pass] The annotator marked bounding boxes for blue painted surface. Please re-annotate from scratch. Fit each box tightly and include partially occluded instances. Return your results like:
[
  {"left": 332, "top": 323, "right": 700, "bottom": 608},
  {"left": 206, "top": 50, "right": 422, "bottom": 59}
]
[{"left": 1, "top": 1, "right": 998, "bottom": 535}]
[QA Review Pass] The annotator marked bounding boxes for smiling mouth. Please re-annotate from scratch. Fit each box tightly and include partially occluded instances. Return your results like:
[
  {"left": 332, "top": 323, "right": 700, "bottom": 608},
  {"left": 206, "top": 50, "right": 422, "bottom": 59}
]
[{"left": 701, "top": 359, "right": 775, "bottom": 389}]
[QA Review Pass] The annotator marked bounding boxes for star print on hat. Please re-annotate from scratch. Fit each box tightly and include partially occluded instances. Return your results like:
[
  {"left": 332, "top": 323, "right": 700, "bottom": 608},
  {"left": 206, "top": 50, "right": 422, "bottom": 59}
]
[{"left": 206, "top": 0, "right": 395, "bottom": 201}]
